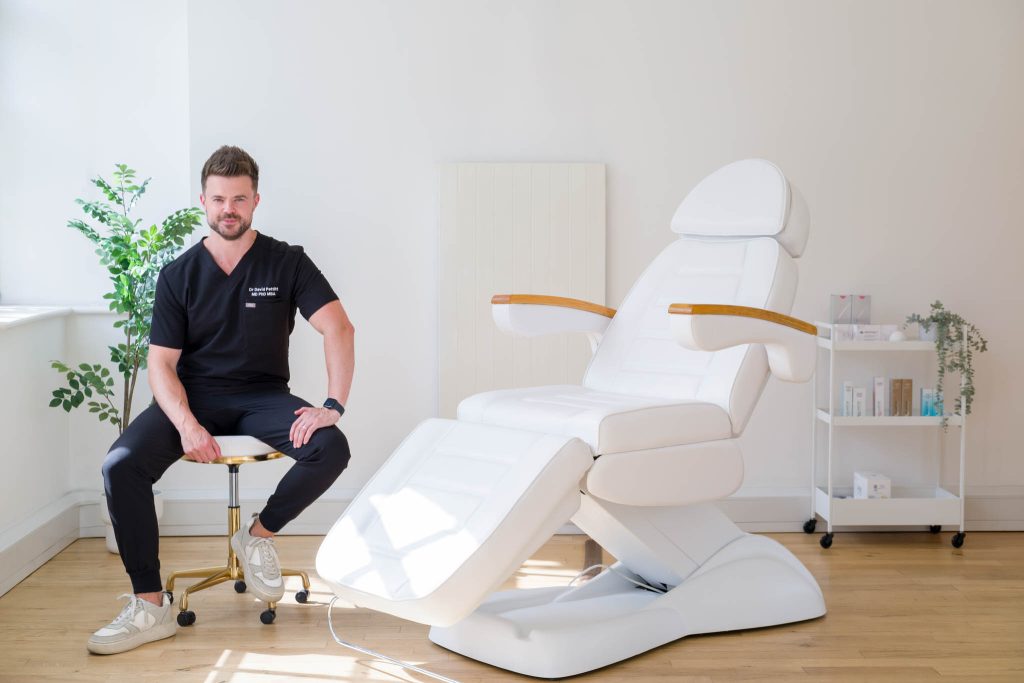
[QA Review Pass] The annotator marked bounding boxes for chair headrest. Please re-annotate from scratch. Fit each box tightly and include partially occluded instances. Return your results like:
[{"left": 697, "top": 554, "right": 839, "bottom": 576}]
[{"left": 670, "top": 159, "right": 809, "bottom": 258}]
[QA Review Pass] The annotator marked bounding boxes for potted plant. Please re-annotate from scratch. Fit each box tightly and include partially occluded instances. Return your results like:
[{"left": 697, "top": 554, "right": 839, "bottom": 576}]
[
  {"left": 47, "top": 164, "right": 203, "bottom": 551},
  {"left": 48, "top": 164, "right": 202, "bottom": 430},
  {"left": 906, "top": 300, "right": 988, "bottom": 429}
]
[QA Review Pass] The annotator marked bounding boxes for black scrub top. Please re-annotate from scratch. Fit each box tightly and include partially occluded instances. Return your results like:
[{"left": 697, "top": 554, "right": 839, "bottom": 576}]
[{"left": 150, "top": 232, "right": 338, "bottom": 394}]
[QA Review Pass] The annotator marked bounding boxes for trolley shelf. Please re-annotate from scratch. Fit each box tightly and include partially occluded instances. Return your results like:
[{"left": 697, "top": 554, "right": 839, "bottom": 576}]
[
  {"left": 814, "top": 486, "right": 961, "bottom": 527},
  {"left": 815, "top": 409, "right": 963, "bottom": 428},
  {"left": 816, "top": 337, "right": 936, "bottom": 352}
]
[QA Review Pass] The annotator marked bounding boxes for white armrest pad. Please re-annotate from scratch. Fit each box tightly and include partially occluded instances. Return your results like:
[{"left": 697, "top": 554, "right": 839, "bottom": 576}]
[
  {"left": 493, "top": 303, "right": 612, "bottom": 338},
  {"left": 670, "top": 313, "right": 816, "bottom": 382}
]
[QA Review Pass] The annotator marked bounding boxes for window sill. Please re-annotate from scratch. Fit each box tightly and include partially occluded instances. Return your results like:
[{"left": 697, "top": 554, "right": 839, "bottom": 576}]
[{"left": 0, "top": 305, "right": 114, "bottom": 330}]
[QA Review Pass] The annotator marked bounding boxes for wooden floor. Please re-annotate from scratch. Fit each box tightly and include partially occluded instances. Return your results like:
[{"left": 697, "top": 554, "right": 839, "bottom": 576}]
[{"left": 1, "top": 532, "right": 1022, "bottom": 682}]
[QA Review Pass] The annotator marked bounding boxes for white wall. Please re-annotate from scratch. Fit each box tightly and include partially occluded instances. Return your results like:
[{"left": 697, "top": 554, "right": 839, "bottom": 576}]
[
  {"left": 0, "top": 0, "right": 192, "bottom": 306},
  {"left": 0, "top": 318, "right": 70, "bottom": 528},
  {"left": 1, "top": 0, "right": 1021, "bottom": 546},
  {"left": 0, "top": 314, "right": 79, "bottom": 595}
]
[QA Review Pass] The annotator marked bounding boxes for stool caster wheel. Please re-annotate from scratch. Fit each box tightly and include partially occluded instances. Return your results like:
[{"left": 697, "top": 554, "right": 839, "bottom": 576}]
[
  {"left": 952, "top": 532, "right": 966, "bottom": 548},
  {"left": 803, "top": 518, "right": 817, "bottom": 534},
  {"left": 234, "top": 580, "right": 247, "bottom": 593},
  {"left": 295, "top": 590, "right": 309, "bottom": 604},
  {"left": 164, "top": 591, "right": 173, "bottom": 604},
  {"left": 929, "top": 525, "right": 941, "bottom": 534},
  {"left": 177, "top": 610, "right": 196, "bottom": 627},
  {"left": 260, "top": 608, "right": 276, "bottom": 625},
  {"left": 820, "top": 533, "right": 834, "bottom": 549}
]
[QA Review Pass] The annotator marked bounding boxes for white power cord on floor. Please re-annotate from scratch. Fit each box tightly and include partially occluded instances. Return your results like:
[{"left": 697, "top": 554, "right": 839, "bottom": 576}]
[
  {"left": 569, "top": 563, "right": 668, "bottom": 593},
  {"left": 327, "top": 596, "right": 461, "bottom": 683}
]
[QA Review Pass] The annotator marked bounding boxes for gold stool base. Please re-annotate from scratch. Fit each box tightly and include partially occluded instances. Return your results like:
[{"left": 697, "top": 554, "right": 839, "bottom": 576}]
[{"left": 166, "top": 459, "right": 312, "bottom": 625}]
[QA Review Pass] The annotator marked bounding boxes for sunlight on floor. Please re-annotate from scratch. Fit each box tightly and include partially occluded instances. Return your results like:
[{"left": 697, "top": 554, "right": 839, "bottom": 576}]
[{"left": 203, "top": 648, "right": 435, "bottom": 682}]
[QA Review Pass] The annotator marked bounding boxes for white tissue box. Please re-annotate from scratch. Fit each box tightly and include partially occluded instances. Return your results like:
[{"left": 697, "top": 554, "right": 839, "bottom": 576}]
[{"left": 853, "top": 471, "right": 891, "bottom": 499}]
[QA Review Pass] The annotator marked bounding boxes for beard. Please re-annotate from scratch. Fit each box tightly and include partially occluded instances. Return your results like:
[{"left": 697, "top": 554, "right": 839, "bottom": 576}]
[{"left": 208, "top": 213, "right": 252, "bottom": 241}]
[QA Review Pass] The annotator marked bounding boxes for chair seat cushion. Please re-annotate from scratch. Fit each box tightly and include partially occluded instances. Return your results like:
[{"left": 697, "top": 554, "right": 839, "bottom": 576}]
[{"left": 457, "top": 385, "right": 734, "bottom": 455}]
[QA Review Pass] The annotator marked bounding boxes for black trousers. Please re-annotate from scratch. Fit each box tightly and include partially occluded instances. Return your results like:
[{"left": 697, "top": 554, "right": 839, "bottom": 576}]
[{"left": 102, "top": 389, "right": 350, "bottom": 594}]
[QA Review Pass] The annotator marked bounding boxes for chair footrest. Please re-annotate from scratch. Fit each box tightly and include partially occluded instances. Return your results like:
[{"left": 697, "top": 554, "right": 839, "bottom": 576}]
[{"left": 316, "top": 418, "right": 593, "bottom": 626}]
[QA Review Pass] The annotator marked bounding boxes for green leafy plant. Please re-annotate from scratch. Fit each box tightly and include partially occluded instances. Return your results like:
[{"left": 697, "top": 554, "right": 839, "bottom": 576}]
[
  {"left": 906, "top": 300, "right": 988, "bottom": 429},
  {"left": 48, "top": 164, "right": 203, "bottom": 433}
]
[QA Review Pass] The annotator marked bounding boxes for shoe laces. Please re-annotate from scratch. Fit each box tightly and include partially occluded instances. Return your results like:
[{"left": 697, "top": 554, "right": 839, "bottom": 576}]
[
  {"left": 253, "top": 537, "right": 281, "bottom": 580},
  {"left": 111, "top": 593, "right": 144, "bottom": 628}
]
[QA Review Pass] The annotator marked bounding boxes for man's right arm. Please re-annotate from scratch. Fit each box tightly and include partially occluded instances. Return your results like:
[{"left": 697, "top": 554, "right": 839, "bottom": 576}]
[{"left": 148, "top": 344, "right": 221, "bottom": 463}]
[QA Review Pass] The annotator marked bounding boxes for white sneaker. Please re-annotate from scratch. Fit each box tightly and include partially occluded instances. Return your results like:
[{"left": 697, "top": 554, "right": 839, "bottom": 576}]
[
  {"left": 87, "top": 593, "right": 176, "bottom": 654},
  {"left": 231, "top": 513, "right": 285, "bottom": 602}
]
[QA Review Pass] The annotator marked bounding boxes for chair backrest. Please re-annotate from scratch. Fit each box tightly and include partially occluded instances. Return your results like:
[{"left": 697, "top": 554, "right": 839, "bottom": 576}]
[{"left": 582, "top": 159, "right": 809, "bottom": 434}]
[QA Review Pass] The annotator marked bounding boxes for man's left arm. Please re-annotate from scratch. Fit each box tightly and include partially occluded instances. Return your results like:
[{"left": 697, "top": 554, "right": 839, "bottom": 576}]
[{"left": 290, "top": 300, "right": 355, "bottom": 448}]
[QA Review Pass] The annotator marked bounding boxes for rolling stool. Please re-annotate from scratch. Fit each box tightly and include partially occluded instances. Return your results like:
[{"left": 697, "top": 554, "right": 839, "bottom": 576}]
[{"left": 165, "top": 436, "right": 312, "bottom": 626}]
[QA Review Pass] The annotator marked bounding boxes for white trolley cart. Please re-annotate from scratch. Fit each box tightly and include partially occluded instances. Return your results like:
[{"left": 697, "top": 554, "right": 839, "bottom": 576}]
[{"left": 806, "top": 322, "right": 967, "bottom": 549}]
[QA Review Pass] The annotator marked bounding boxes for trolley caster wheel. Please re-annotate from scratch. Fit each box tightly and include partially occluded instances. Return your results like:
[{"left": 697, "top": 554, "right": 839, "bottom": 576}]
[
  {"left": 177, "top": 610, "right": 196, "bottom": 627},
  {"left": 164, "top": 590, "right": 173, "bottom": 604},
  {"left": 803, "top": 518, "right": 817, "bottom": 534},
  {"left": 295, "top": 590, "right": 309, "bottom": 604},
  {"left": 260, "top": 608, "right": 276, "bottom": 625},
  {"left": 952, "top": 532, "right": 966, "bottom": 548},
  {"left": 820, "top": 533, "right": 834, "bottom": 549},
  {"left": 234, "top": 580, "right": 247, "bottom": 593},
  {"left": 929, "top": 525, "right": 942, "bottom": 534}
]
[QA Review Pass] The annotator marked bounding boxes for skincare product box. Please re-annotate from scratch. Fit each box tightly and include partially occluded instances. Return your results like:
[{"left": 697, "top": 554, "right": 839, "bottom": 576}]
[
  {"left": 842, "top": 381, "right": 854, "bottom": 416},
  {"left": 890, "top": 378, "right": 914, "bottom": 416},
  {"left": 830, "top": 295, "right": 852, "bottom": 324},
  {"left": 852, "top": 295, "right": 871, "bottom": 324},
  {"left": 921, "top": 388, "right": 942, "bottom": 417},
  {"left": 853, "top": 387, "right": 867, "bottom": 417},
  {"left": 873, "top": 377, "right": 886, "bottom": 417},
  {"left": 832, "top": 323, "right": 900, "bottom": 342},
  {"left": 853, "top": 471, "right": 892, "bottom": 499},
  {"left": 853, "top": 324, "right": 881, "bottom": 341}
]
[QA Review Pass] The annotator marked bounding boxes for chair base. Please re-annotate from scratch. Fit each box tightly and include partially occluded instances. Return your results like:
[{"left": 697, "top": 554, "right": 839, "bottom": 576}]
[
  {"left": 428, "top": 533, "right": 826, "bottom": 679},
  {"left": 166, "top": 504, "right": 311, "bottom": 622}
]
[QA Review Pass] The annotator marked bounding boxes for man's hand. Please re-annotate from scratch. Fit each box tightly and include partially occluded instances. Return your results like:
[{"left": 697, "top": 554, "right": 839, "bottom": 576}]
[
  {"left": 180, "top": 420, "right": 222, "bottom": 463},
  {"left": 290, "top": 406, "right": 340, "bottom": 449}
]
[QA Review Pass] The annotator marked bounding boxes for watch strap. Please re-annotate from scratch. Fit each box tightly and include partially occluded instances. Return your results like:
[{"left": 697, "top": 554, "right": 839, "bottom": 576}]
[{"left": 323, "top": 398, "right": 345, "bottom": 417}]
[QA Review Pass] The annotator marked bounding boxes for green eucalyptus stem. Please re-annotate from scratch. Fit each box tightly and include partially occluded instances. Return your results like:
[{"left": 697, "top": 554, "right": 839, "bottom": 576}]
[
  {"left": 48, "top": 164, "right": 202, "bottom": 435},
  {"left": 907, "top": 300, "right": 988, "bottom": 431}
]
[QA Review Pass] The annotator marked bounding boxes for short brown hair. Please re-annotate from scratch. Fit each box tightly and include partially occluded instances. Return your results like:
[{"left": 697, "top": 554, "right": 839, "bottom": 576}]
[{"left": 201, "top": 145, "right": 259, "bottom": 192}]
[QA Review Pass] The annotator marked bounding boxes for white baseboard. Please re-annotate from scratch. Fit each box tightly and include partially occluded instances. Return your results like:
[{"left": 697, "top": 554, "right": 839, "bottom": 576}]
[
  {"left": 0, "top": 492, "right": 87, "bottom": 596},
  {"left": 5, "top": 488, "right": 1024, "bottom": 598}
]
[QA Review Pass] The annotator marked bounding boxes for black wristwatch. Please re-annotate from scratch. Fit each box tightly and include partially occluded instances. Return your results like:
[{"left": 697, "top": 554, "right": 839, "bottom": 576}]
[{"left": 323, "top": 398, "right": 345, "bottom": 417}]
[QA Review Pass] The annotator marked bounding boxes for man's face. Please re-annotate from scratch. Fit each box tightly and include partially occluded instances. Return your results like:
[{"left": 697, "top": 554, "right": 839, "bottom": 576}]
[{"left": 201, "top": 175, "right": 260, "bottom": 241}]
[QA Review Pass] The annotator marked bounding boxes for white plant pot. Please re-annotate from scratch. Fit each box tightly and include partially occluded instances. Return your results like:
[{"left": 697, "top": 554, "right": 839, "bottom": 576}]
[
  {"left": 918, "top": 325, "right": 937, "bottom": 342},
  {"left": 99, "top": 490, "right": 164, "bottom": 554}
]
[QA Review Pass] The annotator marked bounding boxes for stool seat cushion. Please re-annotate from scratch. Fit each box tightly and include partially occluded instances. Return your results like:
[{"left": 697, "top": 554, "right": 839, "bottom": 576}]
[{"left": 213, "top": 435, "right": 278, "bottom": 457}]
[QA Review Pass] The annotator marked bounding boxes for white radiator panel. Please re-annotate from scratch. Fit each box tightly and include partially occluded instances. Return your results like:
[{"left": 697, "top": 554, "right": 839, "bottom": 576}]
[{"left": 440, "top": 163, "right": 606, "bottom": 418}]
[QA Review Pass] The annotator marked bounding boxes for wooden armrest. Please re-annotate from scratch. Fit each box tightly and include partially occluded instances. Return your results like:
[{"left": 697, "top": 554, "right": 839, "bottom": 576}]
[
  {"left": 667, "top": 303, "right": 816, "bottom": 336},
  {"left": 492, "top": 294, "right": 616, "bottom": 319}
]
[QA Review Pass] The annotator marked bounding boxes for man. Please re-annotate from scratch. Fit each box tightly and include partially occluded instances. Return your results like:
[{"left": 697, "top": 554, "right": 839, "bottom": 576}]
[{"left": 88, "top": 146, "right": 354, "bottom": 654}]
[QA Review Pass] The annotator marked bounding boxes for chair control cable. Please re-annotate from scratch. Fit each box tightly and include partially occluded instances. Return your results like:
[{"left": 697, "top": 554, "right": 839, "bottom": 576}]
[{"left": 327, "top": 597, "right": 461, "bottom": 683}]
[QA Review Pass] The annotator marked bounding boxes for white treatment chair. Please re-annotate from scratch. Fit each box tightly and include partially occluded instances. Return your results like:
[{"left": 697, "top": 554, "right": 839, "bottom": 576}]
[{"left": 316, "top": 159, "right": 824, "bottom": 678}]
